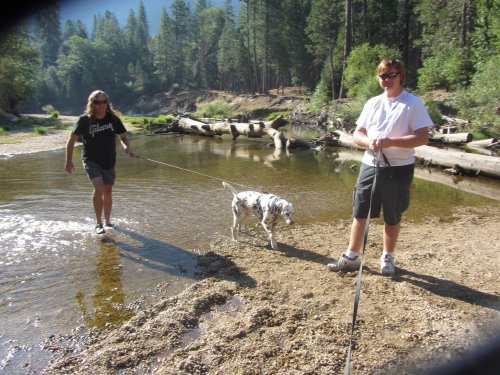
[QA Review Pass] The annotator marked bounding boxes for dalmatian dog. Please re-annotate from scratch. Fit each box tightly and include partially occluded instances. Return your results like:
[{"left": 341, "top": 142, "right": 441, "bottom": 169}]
[{"left": 222, "top": 182, "right": 294, "bottom": 250}]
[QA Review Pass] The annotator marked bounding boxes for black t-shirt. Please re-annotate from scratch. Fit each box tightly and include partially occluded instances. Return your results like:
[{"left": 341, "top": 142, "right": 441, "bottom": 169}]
[{"left": 72, "top": 113, "right": 127, "bottom": 169}]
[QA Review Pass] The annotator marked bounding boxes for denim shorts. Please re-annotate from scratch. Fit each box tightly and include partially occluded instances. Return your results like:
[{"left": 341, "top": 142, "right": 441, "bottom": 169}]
[
  {"left": 83, "top": 160, "right": 116, "bottom": 186},
  {"left": 352, "top": 163, "right": 414, "bottom": 225}
]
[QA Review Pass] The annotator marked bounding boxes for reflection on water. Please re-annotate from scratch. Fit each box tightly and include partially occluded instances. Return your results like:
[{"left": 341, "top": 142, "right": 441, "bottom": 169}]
[
  {"left": 76, "top": 238, "right": 134, "bottom": 330},
  {"left": 0, "top": 134, "right": 498, "bottom": 373}
]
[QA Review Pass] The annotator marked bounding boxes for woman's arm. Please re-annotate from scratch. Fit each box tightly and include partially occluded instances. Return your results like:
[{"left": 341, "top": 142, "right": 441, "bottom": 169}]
[
  {"left": 65, "top": 133, "right": 79, "bottom": 173},
  {"left": 118, "top": 133, "right": 135, "bottom": 157}
]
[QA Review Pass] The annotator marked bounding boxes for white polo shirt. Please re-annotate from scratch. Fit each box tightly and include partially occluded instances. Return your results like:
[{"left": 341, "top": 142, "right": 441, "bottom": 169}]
[{"left": 356, "top": 90, "right": 433, "bottom": 166}]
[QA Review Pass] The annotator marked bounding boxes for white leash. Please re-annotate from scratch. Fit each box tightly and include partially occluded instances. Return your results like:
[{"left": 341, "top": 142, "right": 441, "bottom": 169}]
[
  {"left": 135, "top": 155, "right": 262, "bottom": 192},
  {"left": 344, "top": 147, "right": 383, "bottom": 375}
]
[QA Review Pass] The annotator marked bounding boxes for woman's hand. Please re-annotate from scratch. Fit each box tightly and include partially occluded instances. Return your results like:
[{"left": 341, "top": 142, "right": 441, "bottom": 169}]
[{"left": 124, "top": 147, "right": 136, "bottom": 158}]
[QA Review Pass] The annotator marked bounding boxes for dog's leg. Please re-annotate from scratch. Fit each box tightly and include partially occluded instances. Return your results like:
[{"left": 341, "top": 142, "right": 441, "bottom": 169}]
[
  {"left": 261, "top": 213, "right": 278, "bottom": 250},
  {"left": 231, "top": 204, "right": 240, "bottom": 242}
]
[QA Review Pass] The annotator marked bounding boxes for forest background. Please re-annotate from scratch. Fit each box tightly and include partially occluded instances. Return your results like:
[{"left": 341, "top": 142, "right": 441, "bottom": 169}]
[{"left": 0, "top": 0, "right": 498, "bottom": 137}]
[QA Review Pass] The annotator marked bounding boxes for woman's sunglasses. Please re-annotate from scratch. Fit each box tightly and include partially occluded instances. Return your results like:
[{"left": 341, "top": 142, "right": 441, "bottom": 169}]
[
  {"left": 378, "top": 72, "right": 400, "bottom": 81},
  {"left": 93, "top": 100, "right": 108, "bottom": 105}
]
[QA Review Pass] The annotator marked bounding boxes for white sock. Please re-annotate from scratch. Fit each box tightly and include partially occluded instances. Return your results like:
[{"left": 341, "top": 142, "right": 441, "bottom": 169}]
[
  {"left": 382, "top": 251, "right": 394, "bottom": 258},
  {"left": 345, "top": 250, "right": 359, "bottom": 259}
]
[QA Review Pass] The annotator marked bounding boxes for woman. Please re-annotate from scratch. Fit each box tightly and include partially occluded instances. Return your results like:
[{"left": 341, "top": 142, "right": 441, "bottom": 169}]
[
  {"left": 327, "top": 58, "right": 433, "bottom": 276},
  {"left": 65, "top": 90, "right": 135, "bottom": 234}
]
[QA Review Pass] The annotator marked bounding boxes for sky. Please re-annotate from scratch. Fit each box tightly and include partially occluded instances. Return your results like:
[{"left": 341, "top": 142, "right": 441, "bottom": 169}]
[{"left": 58, "top": 0, "right": 236, "bottom": 35}]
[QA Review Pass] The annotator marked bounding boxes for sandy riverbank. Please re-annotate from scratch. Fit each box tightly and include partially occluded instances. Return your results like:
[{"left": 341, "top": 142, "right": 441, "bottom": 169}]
[{"left": 42, "top": 210, "right": 499, "bottom": 374}]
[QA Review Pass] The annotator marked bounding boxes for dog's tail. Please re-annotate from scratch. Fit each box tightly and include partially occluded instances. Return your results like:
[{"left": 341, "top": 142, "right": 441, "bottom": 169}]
[{"left": 222, "top": 181, "right": 238, "bottom": 196}]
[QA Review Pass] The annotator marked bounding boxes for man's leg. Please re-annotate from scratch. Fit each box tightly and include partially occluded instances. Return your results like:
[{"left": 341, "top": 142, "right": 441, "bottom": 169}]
[
  {"left": 102, "top": 185, "right": 113, "bottom": 225},
  {"left": 327, "top": 217, "right": 366, "bottom": 272},
  {"left": 91, "top": 177, "right": 105, "bottom": 225},
  {"left": 383, "top": 222, "right": 400, "bottom": 253},
  {"left": 348, "top": 217, "right": 367, "bottom": 254}
]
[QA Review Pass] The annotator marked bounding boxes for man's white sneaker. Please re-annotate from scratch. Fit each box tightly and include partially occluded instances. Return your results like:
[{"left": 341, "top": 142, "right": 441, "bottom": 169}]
[
  {"left": 327, "top": 253, "right": 361, "bottom": 272},
  {"left": 95, "top": 224, "right": 105, "bottom": 235},
  {"left": 104, "top": 223, "right": 115, "bottom": 230},
  {"left": 380, "top": 253, "right": 395, "bottom": 276}
]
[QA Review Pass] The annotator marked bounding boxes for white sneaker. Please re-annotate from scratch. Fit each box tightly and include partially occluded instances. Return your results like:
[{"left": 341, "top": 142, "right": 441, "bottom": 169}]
[
  {"left": 95, "top": 224, "right": 105, "bottom": 235},
  {"left": 327, "top": 253, "right": 361, "bottom": 272},
  {"left": 104, "top": 223, "right": 115, "bottom": 230},
  {"left": 380, "top": 253, "right": 395, "bottom": 276}
]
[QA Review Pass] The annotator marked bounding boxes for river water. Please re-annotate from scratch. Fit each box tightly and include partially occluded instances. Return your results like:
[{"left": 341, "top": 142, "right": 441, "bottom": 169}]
[{"left": 1, "top": 134, "right": 499, "bottom": 373}]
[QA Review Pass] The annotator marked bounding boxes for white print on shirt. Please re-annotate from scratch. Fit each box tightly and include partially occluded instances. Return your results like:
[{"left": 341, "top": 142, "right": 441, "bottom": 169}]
[{"left": 89, "top": 122, "right": 114, "bottom": 137}]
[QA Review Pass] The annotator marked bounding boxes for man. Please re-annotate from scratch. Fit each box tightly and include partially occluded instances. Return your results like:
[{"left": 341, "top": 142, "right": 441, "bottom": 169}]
[
  {"left": 65, "top": 90, "right": 135, "bottom": 234},
  {"left": 327, "top": 58, "right": 432, "bottom": 276}
]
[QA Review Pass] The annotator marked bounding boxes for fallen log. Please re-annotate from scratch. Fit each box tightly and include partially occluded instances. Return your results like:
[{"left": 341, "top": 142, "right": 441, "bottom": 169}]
[
  {"left": 416, "top": 145, "right": 500, "bottom": 178},
  {"left": 177, "top": 116, "right": 216, "bottom": 135},
  {"left": 335, "top": 149, "right": 500, "bottom": 201},
  {"left": 465, "top": 138, "right": 499, "bottom": 156},
  {"left": 175, "top": 115, "right": 289, "bottom": 138},
  {"left": 286, "top": 137, "right": 324, "bottom": 151},
  {"left": 429, "top": 132, "right": 473, "bottom": 144},
  {"left": 172, "top": 115, "right": 310, "bottom": 151},
  {"left": 441, "top": 115, "right": 469, "bottom": 127},
  {"left": 332, "top": 130, "right": 500, "bottom": 179}
]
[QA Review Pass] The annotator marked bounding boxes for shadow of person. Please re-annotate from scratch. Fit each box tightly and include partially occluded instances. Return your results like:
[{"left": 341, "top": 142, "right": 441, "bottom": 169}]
[
  {"left": 76, "top": 239, "right": 134, "bottom": 330},
  {"left": 195, "top": 251, "right": 257, "bottom": 288},
  {"left": 111, "top": 227, "right": 200, "bottom": 279},
  {"left": 276, "top": 242, "right": 336, "bottom": 265},
  {"left": 112, "top": 227, "right": 256, "bottom": 288},
  {"left": 393, "top": 267, "right": 500, "bottom": 311}
]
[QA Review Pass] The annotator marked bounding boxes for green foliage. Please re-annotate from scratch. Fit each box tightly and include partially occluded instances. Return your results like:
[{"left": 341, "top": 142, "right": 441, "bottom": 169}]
[
  {"left": 34, "top": 126, "right": 48, "bottom": 135},
  {"left": 422, "top": 99, "right": 443, "bottom": 126},
  {"left": 417, "top": 48, "right": 470, "bottom": 92},
  {"left": 194, "top": 100, "right": 234, "bottom": 119},
  {"left": 307, "top": 76, "right": 330, "bottom": 113},
  {"left": 0, "top": 27, "right": 40, "bottom": 113},
  {"left": 49, "top": 111, "right": 59, "bottom": 119},
  {"left": 154, "top": 114, "right": 174, "bottom": 124},
  {"left": 42, "top": 104, "right": 56, "bottom": 114},
  {"left": 264, "top": 111, "right": 291, "bottom": 121},
  {"left": 450, "top": 55, "right": 500, "bottom": 137},
  {"left": 343, "top": 44, "right": 400, "bottom": 102},
  {"left": 469, "top": 131, "right": 488, "bottom": 141},
  {"left": 329, "top": 99, "right": 364, "bottom": 130}
]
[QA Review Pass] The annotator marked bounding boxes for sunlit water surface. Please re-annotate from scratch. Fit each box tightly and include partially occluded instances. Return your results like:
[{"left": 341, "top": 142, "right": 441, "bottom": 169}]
[{"left": 1, "top": 134, "right": 498, "bottom": 373}]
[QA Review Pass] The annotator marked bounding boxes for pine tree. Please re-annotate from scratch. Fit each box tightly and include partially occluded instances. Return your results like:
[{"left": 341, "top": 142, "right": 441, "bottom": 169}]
[
  {"left": 152, "top": 8, "right": 176, "bottom": 90},
  {"left": 33, "top": 4, "right": 61, "bottom": 68},
  {"left": 0, "top": 26, "right": 39, "bottom": 113}
]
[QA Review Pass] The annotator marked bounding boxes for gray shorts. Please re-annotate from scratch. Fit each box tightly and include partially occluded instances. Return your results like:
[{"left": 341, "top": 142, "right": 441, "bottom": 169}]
[
  {"left": 353, "top": 163, "right": 414, "bottom": 225},
  {"left": 83, "top": 160, "right": 116, "bottom": 186}
]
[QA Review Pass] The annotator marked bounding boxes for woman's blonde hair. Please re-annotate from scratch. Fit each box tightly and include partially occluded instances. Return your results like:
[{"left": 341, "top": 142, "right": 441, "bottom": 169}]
[
  {"left": 377, "top": 58, "right": 405, "bottom": 84},
  {"left": 85, "top": 90, "right": 117, "bottom": 118}
]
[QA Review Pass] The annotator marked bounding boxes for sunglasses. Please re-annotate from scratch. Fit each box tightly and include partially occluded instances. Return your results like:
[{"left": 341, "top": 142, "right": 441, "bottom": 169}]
[
  {"left": 378, "top": 72, "right": 400, "bottom": 81},
  {"left": 93, "top": 100, "right": 108, "bottom": 105}
]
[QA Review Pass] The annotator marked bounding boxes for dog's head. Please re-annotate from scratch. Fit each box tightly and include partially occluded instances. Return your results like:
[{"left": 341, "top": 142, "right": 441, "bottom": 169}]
[{"left": 279, "top": 201, "right": 294, "bottom": 225}]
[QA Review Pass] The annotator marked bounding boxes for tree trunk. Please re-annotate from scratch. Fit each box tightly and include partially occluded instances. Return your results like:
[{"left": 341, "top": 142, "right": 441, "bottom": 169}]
[
  {"left": 339, "top": 0, "right": 352, "bottom": 99},
  {"left": 465, "top": 139, "right": 499, "bottom": 156},
  {"left": 333, "top": 130, "right": 500, "bottom": 179},
  {"left": 336, "top": 149, "right": 500, "bottom": 201},
  {"left": 430, "top": 132, "right": 473, "bottom": 144}
]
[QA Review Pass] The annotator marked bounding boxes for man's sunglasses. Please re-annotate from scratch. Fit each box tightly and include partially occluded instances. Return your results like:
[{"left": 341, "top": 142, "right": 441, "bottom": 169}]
[{"left": 378, "top": 72, "right": 400, "bottom": 81}]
